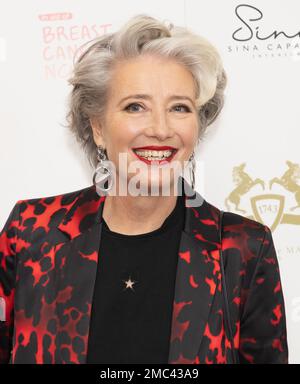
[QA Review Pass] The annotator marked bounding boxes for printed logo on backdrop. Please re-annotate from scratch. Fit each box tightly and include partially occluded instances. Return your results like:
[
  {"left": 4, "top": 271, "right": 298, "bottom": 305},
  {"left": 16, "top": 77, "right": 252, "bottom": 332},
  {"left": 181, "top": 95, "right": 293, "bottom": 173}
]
[
  {"left": 38, "top": 12, "right": 113, "bottom": 79},
  {"left": 225, "top": 160, "right": 300, "bottom": 231},
  {"left": 228, "top": 4, "right": 300, "bottom": 60}
]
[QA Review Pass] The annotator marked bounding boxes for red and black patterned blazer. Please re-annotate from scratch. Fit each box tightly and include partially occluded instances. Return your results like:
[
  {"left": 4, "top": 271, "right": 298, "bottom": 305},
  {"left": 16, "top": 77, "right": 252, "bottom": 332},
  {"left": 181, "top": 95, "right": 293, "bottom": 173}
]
[{"left": 0, "top": 177, "right": 288, "bottom": 364}]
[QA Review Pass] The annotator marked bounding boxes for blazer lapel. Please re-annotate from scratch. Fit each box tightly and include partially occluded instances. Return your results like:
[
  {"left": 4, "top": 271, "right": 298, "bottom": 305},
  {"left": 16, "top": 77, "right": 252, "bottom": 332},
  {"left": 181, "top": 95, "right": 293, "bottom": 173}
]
[
  {"left": 55, "top": 177, "right": 221, "bottom": 364},
  {"left": 54, "top": 187, "right": 105, "bottom": 363},
  {"left": 168, "top": 178, "right": 221, "bottom": 363}
]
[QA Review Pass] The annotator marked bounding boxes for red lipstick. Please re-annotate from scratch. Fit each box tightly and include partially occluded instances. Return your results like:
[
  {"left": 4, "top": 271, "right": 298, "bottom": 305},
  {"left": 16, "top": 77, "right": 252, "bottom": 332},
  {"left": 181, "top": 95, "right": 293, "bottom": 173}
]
[{"left": 132, "top": 145, "right": 177, "bottom": 150}]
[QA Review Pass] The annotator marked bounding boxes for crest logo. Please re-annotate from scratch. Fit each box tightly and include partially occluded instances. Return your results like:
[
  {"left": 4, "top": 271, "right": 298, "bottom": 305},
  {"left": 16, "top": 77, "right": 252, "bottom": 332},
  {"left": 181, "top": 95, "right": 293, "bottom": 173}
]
[{"left": 225, "top": 161, "right": 300, "bottom": 231}]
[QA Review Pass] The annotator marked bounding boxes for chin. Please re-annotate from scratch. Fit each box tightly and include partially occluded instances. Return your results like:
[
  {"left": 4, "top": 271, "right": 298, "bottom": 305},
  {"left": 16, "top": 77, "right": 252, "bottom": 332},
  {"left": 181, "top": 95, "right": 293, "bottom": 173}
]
[{"left": 142, "top": 175, "right": 175, "bottom": 195}]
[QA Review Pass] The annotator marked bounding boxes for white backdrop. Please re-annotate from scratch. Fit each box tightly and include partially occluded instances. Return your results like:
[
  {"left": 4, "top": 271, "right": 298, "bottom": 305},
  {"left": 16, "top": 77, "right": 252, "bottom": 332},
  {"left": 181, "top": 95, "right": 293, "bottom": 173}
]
[{"left": 1, "top": 0, "right": 299, "bottom": 363}]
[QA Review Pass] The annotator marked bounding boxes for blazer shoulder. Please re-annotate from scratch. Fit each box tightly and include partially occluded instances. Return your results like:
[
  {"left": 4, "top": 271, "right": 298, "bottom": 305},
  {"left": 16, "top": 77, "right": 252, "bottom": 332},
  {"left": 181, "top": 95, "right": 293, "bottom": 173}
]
[
  {"left": 16, "top": 184, "right": 93, "bottom": 207},
  {"left": 204, "top": 200, "right": 270, "bottom": 266},
  {"left": 204, "top": 198, "right": 268, "bottom": 234},
  {"left": 222, "top": 209, "right": 267, "bottom": 232},
  {"left": 13, "top": 185, "right": 95, "bottom": 227},
  {"left": 222, "top": 209, "right": 270, "bottom": 252}
]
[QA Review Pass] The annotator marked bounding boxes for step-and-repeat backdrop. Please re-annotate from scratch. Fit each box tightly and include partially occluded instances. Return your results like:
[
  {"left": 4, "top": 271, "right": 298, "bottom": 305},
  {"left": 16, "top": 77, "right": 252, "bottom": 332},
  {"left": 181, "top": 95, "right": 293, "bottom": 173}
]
[{"left": 1, "top": 0, "right": 299, "bottom": 363}]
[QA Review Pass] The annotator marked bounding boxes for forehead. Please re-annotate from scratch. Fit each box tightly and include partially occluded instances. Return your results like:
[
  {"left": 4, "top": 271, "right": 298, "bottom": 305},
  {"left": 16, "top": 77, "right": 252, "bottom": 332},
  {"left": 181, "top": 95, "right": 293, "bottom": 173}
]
[{"left": 109, "top": 55, "right": 196, "bottom": 97}]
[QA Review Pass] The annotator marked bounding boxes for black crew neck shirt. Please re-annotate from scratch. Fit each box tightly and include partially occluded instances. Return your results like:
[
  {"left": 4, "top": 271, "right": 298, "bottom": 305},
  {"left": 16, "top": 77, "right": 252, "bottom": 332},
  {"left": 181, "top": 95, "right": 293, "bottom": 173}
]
[{"left": 86, "top": 194, "right": 185, "bottom": 364}]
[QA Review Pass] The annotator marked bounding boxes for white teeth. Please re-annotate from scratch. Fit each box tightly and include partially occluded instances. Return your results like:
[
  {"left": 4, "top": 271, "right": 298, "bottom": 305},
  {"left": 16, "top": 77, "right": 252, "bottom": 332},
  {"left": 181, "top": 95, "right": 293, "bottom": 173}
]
[{"left": 134, "top": 149, "right": 174, "bottom": 159}]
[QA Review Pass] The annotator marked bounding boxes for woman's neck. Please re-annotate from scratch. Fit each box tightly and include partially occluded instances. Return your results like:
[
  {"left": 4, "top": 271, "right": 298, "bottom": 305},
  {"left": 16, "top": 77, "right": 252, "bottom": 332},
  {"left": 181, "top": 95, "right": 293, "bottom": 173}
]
[{"left": 102, "top": 193, "right": 178, "bottom": 236}]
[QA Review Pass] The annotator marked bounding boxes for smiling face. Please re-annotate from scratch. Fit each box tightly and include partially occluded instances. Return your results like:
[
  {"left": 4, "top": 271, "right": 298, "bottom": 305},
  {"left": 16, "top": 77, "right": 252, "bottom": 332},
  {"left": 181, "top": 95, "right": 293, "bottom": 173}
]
[{"left": 90, "top": 54, "right": 199, "bottom": 194}]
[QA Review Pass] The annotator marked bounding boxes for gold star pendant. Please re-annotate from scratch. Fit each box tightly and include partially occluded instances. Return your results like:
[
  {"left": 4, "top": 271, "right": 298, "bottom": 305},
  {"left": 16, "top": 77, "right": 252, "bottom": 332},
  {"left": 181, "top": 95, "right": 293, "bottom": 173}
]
[{"left": 122, "top": 276, "right": 138, "bottom": 291}]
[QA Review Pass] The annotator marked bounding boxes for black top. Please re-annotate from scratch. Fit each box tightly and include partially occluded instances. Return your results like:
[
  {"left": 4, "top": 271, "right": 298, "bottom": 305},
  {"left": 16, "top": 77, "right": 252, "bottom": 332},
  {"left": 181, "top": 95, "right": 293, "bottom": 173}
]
[{"left": 86, "top": 194, "right": 185, "bottom": 364}]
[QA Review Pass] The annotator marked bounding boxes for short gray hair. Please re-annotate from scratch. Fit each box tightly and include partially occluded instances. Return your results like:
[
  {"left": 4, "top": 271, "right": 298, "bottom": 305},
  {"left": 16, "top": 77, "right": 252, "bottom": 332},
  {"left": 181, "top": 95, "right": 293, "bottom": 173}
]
[{"left": 66, "top": 14, "right": 227, "bottom": 168}]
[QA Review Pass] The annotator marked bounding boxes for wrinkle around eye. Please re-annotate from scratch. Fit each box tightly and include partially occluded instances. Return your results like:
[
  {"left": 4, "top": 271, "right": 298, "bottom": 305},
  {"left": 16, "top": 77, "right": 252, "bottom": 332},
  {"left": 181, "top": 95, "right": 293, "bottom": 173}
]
[
  {"left": 124, "top": 103, "right": 145, "bottom": 112},
  {"left": 123, "top": 102, "right": 193, "bottom": 113},
  {"left": 172, "top": 105, "right": 192, "bottom": 113}
]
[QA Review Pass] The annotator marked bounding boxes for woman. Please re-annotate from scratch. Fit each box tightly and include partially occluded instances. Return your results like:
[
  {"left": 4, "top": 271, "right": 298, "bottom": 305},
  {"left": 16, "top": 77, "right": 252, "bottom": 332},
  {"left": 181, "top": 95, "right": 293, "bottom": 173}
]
[{"left": 0, "top": 14, "right": 288, "bottom": 364}]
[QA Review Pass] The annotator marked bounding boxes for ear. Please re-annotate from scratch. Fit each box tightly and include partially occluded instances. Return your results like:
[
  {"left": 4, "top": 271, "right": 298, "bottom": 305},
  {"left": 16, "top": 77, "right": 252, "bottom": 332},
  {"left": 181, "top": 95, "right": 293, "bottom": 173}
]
[{"left": 90, "top": 117, "right": 105, "bottom": 146}]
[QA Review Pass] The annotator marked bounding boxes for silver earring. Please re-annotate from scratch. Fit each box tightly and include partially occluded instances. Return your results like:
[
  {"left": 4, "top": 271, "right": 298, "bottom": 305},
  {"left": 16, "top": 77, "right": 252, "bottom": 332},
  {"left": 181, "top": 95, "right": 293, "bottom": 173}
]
[
  {"left": 189, "top": 151, "right": 196, "bottom": 190},
  {"left": 92, "top": 145, "right": 114, "bottom": 195}
]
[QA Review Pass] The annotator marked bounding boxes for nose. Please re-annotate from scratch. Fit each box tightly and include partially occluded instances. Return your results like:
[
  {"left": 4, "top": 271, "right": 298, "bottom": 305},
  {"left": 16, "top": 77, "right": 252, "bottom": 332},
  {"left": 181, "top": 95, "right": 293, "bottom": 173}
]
[{"left": 145, "top": 110, "right": 174, "bottom": 141}]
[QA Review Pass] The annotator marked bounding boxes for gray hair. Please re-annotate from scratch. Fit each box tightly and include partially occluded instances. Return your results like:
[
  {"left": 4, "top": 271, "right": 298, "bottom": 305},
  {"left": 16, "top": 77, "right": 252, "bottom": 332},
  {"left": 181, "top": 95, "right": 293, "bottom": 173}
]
[{"left": 66, "top": 14, "right": 227, "bottom": 168}]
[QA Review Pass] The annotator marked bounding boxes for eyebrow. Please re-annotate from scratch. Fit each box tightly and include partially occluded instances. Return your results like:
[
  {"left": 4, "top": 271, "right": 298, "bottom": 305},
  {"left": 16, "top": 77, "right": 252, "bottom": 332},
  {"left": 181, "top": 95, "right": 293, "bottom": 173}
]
[{"left": 118, "top": 94, "right": 195, "bottom": 106}]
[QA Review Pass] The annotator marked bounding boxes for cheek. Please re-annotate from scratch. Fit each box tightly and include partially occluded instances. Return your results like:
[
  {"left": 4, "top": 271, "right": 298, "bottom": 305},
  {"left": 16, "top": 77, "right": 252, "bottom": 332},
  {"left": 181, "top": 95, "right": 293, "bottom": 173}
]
[
  {"left": 107, "top": 125, "right": 130, "bottom": 151},
  {"left": 111, "top": 119, "right": 141, "bottom": 146},
  {"left": 181, "top": 126, "right": 198, "bottom": 149},
  {"left": 106, "top": 126, "right": 139, "bottom": 164}
]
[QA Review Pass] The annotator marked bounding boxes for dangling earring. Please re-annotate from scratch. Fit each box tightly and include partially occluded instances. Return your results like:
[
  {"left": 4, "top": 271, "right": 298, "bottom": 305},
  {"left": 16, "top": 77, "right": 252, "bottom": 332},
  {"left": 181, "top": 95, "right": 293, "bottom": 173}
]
[
  {"left": 92, "top": 145, "right": 114, "bottom": 196},
  {"left": 188, "top": 151, "right": 196, "bottom": 190}
]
